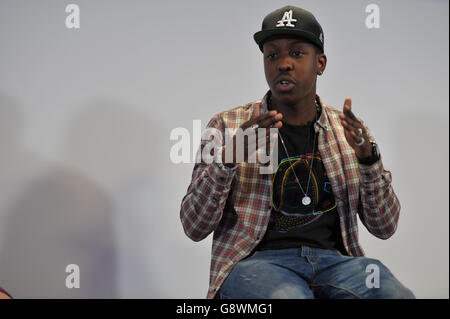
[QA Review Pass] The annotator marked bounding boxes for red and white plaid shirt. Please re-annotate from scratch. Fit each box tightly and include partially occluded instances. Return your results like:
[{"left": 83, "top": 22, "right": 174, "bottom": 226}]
[{"left": 180, "top": 92, "right": 401, "bottom": 299}]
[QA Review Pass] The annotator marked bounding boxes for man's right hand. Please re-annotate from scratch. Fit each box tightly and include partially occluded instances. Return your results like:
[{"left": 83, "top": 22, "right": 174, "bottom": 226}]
[{"left": 222, "top": 103, "right": 283, "bottom": 167}]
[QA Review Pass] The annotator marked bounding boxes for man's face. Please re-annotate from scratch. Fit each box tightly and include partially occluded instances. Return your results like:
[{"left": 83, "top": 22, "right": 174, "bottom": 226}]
[{"left": 263, "top": 36, "right": 323, "bottom": 105}]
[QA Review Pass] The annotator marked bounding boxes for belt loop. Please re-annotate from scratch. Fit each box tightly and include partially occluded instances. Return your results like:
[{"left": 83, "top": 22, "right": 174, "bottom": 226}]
[{"left": 301, "top": 245, "right": 314, "bottom": 257}]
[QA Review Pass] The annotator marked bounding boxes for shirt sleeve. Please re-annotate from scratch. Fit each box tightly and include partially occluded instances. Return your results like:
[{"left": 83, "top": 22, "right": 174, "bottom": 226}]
[
  {"left": 357, "top": 124, "right": 401, "bottom": 240},
  {"left": 0, "top": 286, "right": 12, "bottom": 299},
  {"left": 180, "top": 115, "right": 238, "bottom": 242}
]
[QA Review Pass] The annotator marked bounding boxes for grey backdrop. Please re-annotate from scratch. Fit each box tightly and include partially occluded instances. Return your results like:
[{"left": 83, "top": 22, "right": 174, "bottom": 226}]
[{"left": 0, "top": 0, "right": 448, "bottom": 298}]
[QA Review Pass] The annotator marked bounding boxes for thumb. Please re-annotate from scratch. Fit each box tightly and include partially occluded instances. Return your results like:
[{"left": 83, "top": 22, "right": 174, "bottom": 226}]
[{"left": 343, "top": 98, "right": 352, "bottom": 113}]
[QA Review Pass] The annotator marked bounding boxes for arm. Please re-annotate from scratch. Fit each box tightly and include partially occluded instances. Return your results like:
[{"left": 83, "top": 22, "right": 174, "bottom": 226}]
[
  {"left": 180, "top": 105, "right": 282, "bottom": 241},
  {"left": 339, "top": 98, "right": 400, "bottom": 239},
  {"left": 180, "top": 115, "right": 238, "bottom": 242},
  {"left": 357, "top": 150, "right": 400, "bottom": 239}
]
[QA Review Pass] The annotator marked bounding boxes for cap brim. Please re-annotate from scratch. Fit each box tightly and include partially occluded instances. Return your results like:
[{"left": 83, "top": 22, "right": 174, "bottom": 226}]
[{"left": 253, "top": 29, "right": 323, "bottom": 52}]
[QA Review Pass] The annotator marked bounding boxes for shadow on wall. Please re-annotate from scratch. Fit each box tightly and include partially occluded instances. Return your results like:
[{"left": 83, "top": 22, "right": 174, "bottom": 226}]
[
  {"left": 60, "top": 99, "right": 176, "bottom": 298},
  {"left": 61, "top": 98, "right": 166, "bottom": 185},
  {"left": 0, "top": 94, "right": 175, "bottom": 298},
  {"left": 0, "top": 93, "right": 118, "bottom": 298}
]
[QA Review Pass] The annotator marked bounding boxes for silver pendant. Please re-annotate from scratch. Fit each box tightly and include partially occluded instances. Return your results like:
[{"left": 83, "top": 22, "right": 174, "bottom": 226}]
[{"left": 302, "top": 196, "right": 311, "bottom": 206}]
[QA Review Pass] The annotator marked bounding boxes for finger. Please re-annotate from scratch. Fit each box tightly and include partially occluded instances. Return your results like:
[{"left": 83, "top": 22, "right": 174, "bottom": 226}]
[
  {"left": 341, "top": 120, "right": 357, "bottom": 137},
  {"left": 243, "top": 110, "right": 277, "bottom": 130},
  {"left": 343, "top": 98, "right": 352, "bottom": 115},
  {"left": 259, "top": 112, "right": 283, "bottom": 128},
  {"left": 342, "top": 98, "right": 359, "bottom": 122},
  {"left": 252, "top": 115, "right": 282, "bottom": 145},
  {"left": 272, "top": 120, "right": 283, "bottom": 129},
  {"left": 341, "top": 115, "right": 362, "bottom": 129},
  {"left": 349, "top": 130, "right": 365, "bottom": 146},
  {"left": 346, "top": 109, "right": 360, "bottom": 123},
  {"left": 341, "top": 119, "right": 366, "bottom": 141},
  {"left": 343, "top": 123, "right": 365, "bottom": 143}
]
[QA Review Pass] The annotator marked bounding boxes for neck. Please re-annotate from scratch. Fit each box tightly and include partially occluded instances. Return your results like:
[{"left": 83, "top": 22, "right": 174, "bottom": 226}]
[{"left": 270, "top": 93, "right": 318, "bottom": 126}]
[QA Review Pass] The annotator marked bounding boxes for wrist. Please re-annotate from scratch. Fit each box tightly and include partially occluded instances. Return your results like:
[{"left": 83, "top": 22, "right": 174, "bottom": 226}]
[
  {"left": 356, "top": 144, "right": 372, "bottom": 159},
  {"left": 357, "top": 142, "right": 380, "bottom": 165}
]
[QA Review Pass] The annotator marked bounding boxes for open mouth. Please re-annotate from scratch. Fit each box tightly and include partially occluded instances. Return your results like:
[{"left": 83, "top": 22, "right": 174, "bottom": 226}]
[{"left": 276, "top": 79, "right": 295, "bottom": 90}]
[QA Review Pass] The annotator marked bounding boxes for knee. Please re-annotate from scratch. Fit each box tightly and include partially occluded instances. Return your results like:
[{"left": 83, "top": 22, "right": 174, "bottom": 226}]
[
  {"left": 345, "top": 258, "right": 415, "bottom": 299},
  {"left": 364, "top": 260, "right": 415, "bottom": 299}
]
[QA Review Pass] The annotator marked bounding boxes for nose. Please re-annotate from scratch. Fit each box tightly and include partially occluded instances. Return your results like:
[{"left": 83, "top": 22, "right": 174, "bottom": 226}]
[{"left": 278, "top": 55, "right": 293, "bottom": 72}]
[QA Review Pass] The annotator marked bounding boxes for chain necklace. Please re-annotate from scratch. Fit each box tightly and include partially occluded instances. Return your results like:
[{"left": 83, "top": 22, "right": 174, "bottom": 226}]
[{"left": 277, "top": 99, "right": 320, "bottom": 206}]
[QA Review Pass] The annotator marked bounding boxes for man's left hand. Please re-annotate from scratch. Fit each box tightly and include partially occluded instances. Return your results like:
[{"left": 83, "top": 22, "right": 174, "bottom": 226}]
[{"left": 338, "top": 98, "right": 372, "bottom": 159}]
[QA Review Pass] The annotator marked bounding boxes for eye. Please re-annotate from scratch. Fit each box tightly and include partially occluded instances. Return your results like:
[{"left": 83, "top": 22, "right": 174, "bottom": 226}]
[
  {"left": 266, "top": 52, "right": 277, "bottom": 60},
  {"left": 291, "top": 50, "right": 304, "bottom": 57}
]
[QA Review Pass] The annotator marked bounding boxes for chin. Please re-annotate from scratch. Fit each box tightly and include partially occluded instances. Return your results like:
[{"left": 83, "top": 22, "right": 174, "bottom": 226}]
[{"left": 272, "top": 91, "right": 300, "bottom": 104}]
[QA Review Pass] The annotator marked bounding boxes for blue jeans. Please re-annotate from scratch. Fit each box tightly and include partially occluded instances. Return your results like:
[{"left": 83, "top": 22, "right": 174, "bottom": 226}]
[{"left": 220, "top": 246, "right": 415, "bottom": 299}]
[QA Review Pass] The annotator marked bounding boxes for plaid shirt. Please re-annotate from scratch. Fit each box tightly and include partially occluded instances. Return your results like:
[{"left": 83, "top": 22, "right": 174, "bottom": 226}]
[{"left": 180, "top": 92, "right": 401, "bottom": 299}]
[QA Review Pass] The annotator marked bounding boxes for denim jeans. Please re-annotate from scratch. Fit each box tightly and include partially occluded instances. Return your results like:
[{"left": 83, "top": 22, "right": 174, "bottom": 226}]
[{"left": 220, "top": 246, "right": 415, "bottom": 299}]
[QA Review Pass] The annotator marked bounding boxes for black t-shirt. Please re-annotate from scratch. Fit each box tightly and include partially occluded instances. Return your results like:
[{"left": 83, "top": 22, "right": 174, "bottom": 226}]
[{"left": 256, "top": 106, "right": 347, "bottom": 255}]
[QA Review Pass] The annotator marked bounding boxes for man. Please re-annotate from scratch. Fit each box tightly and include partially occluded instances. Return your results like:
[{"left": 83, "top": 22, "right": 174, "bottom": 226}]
[{"left": 180, "top": 6, "right": 415, "bottom": 299}]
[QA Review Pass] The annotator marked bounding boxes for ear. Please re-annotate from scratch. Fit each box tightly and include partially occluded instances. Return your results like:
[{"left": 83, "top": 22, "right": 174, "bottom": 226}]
[{"left": 316, "top": 53, "right": 327, "bottom": 75}]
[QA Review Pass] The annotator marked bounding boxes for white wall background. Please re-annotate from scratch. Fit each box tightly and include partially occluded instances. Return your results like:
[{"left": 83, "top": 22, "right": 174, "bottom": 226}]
[{"left": 0, "top": 0, "right": 447, "bottom": 298}]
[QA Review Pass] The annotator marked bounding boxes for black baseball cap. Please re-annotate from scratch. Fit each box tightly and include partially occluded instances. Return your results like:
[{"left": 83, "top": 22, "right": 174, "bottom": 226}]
[{"left": 254, "top": 6, "right": 324, "bottom": 53}]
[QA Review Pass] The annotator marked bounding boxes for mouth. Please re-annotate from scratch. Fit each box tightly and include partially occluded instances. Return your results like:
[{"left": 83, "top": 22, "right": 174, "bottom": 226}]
[{"left": 275, "top": 77, "right": 296, "bottom": 91}]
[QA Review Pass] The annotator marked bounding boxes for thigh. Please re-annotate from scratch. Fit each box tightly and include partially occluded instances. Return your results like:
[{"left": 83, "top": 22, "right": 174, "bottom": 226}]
[
  {"left": 311, "top": 256, "right": 415, "bottom": 299},
  {"left": 220, "top": 253, "right": 314, "bottom": 299}
]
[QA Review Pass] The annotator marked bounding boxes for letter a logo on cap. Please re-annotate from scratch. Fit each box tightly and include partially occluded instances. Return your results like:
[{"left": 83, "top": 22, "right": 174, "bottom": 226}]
[{"left": 276, "top": 10, "right": 297, "bottom": 27}]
